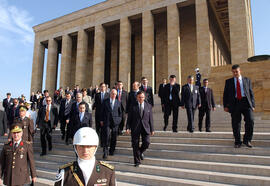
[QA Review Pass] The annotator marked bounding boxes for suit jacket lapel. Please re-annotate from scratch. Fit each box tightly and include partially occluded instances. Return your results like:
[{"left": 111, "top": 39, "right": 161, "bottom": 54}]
[
  {"left": 231, "top": 78, "right": 236, "bottom": 97},
  {"left": 242, "top": 77, "right": 248, "bottom": 95}
]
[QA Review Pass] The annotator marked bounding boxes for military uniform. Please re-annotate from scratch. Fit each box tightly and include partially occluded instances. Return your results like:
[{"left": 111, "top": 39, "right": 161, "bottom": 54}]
[
  {"left": 8, "top": 117, "right": 34, "bottom": 142},
  {"left": 0, "top": 140, "right": 36, "bottom": 186},
  {"left": 54, "top": 161, "right": 115, "bottom": 186}
]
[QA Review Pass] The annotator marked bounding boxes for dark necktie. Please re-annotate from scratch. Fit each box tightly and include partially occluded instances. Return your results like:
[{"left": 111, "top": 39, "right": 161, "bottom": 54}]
[
  {"left": 237, "top": 78, "right": 242, "bottom": 100},
  {"left": 14, "top": 142, "right": 18, "bottom": 150},
  {"left": 118, "top": 91, "right": 121, "bottom": 101}
]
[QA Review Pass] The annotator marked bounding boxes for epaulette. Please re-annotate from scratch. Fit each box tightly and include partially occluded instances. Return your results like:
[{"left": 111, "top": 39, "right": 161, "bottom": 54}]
[
  {"left": 59, "top": 162, "right": 73, "bottom": 170},
  {"left": 100, "top": 161, "right": 114, "bottom": 170}
]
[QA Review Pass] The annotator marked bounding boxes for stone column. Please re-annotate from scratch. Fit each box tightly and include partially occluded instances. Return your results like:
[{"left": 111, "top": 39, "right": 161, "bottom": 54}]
[
  {"left": 228, "top": 0, "right": 254, "bottom": 64},
  {"left": 167, "top": 4, "right": 181, "bottom": 83},
  {"left": 142, "top": 10, "right": 155, "bottom": 90},
  {"left": 45, "top": 38, "right": 58, "bottom": 95},
  {"left": 31, "top": 37, "right": 45, "bottom": 94},
  {"left": 60, "top": 35, "right": 72, "bottom": 89},
  {"left": 92, "top": 24, "right": 105, "bottom": 86},
  {"left": 195, "top": 0, "right": 212, "bottom": 77},
  {"left": 119, "top": 17, "right": 131, "bottom": 91},
  {"left": 75, "top": 30, "right": 88, "bottom": 88}
]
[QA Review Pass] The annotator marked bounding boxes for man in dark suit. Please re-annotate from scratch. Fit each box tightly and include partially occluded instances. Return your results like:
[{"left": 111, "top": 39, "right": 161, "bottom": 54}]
[
  {"left": 140, "top": 77, "right": 154, "bottom": 106},
  {"left": 39, "top": 90, "right": 50, "bottom": 109},
  {"left": 126, "top": 81, "right": 140, "bottom": 113},
  {"left": 0, "top": 110, "right": 8, "bottom": 136},
  {"left": 93, "top": 83, "right": 109, "bottom": 136},
  {"left": 69, "top": 102, "right": 92, "bottom": 138},
  {"left": 37, "top": 96, "right": 59, "bottom": 156},
  {"left": 30, "top": 92, "right": 38, "bottom": 110},
  {"left": 2, "top": 93, "right": 13, "bottom": 113},
  {"left": 116, "top": 81, "right": 128, "bottom": 135},
  {"left": 7, "top": 99, "right": 20, "bottom": 127},
  {"left": 100, "top": 89, "right": 122, "bottom": 159},
  {"left": 126, "top": 91, "right": 154, "bottom": 167},
  {"left": 198, "top": 79, "right": 216, "bottom": 132},
  {"left": 158, "top": 78, "right": 167, "bottom": 113},
  {"left": 73, "top": 85, "right": 81, "bottom": 99},
  {"left": 59, "top": 91, "right": 73, "bottom": 140},
  {"left": 223, "top": 64, "right": 255, "bottom": 148},
  {"left": 181, "top": 75, "right": 201, "bottom": 133},
  {"left": 162, "top": 75, "right": 181, "bottom": 132},
  {"left": 66, "top": 92, "right": 89, "bottom": 144}
]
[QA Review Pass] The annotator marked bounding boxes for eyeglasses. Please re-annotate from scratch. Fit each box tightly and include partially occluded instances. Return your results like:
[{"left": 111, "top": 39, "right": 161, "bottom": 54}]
[{"left": 46, "top": 100, "right": 52, "bottom": 102}]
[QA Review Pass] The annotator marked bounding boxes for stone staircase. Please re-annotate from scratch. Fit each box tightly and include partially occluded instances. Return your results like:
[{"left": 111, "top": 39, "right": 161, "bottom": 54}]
[{"left": 1, "top": 96, "right": 270, "bottom": 185}]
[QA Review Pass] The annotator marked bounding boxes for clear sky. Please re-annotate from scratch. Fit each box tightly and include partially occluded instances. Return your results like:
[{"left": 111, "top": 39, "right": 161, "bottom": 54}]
[{"left": 0, "top": 0, "right": 269, "bottom": 100}]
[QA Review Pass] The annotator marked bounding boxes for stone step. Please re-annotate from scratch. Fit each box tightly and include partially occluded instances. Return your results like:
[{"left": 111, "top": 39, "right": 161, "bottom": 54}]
[
  {"left": 115, "top": 171, "right": 233, "bottom": 186},
  {"left": 117, "top": 136, "right": 270, "bottom": 147},
  {"left": 116, "top": 141, "right": 270, "bottom": 156},
  {"left": 33, "top": 153, "right": 270, "bottom": 178},
  {"left": 25, "top": 146, "right": 270, "bottom": 166},
  {"left": 4, "top": 139, "right": 267, "bottom": 157},
  {"left": 112, "top": 147, "right": 270, "bottom": 166},
  {"left": 111, "top": 162, "right": 270, "bottom": 186}
]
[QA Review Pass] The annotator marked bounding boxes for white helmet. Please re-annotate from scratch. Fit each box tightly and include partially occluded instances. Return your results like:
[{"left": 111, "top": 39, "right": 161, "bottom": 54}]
[
  {"left": 73, "top": 127, "right": 99, "bottom": 146},
  {"left": 195, "top": 68, "right": 200, "bottom": 72}
]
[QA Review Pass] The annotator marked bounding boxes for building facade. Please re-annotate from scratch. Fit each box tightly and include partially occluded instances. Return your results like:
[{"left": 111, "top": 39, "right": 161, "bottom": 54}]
[{"left": 30, "top": 0, "right": 254, "bottom": 94}]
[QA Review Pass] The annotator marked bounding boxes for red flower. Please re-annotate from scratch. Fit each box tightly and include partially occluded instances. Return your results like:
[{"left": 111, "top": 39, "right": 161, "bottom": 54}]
[{"left": 20, "top": 141, "right": 23, "bottom": 146}]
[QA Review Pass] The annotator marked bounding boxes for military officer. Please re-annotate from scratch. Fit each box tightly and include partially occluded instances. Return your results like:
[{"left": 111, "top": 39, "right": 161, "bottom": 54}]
[
  {"left": 8, "top": 105, "right": 34, "bottom": 142},
  {"left": 54, "top": 127, "right": 116, "bottom": 186},
  {"left": 0, "top": 124, "right": 37, "bottom": 186}
]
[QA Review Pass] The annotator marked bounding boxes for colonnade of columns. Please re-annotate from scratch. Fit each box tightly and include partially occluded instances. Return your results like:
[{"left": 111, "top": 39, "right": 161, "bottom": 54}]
[{"left": 31, "top": 0, "right": 252, "bottom": 95}]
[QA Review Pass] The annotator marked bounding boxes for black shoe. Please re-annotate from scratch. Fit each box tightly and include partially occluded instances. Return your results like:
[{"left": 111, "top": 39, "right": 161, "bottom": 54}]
[
  {"left": 65, "top": 141, "right": 69, "bottom": 145},
  {"left": 173, "top": 130, "right": 178, "bottom": 133},
  {"left": 234, "top": 144, "right": 241, "bottom": 148},
  {"left": 243, "top": 141, "right": 253, "bottom": 148},
  {"left": 48, "top": 147, "right": 52, "bottom": 151},
  {"left": 199, "top": 129, "right": 202, "bottom": 132},
  {"left": 40, "top": 152, "right": 47, "bottom": 156},
  {"left": 163, "top": 126, "right": 167, "bottom": 131},
  {"left": 206, "top": 129, "right": 211, "bottom": 132},
  {"left": 134, "top": 162, "right": 141, "bottom": 167},
  {"left": 189, "top": 130, "right": 194, "bottom": 133},
  {"left": 109, "top": 151, "right": 114, "bottom": 156},
  {"left": 61, "top": 135, "right": 65, "bottom": 140},
  {"left": 140, "top": 153, "right": 144, "bottom": 160},
  {"left": 103, "top": 153, "right": 108, "bottom": 159}
]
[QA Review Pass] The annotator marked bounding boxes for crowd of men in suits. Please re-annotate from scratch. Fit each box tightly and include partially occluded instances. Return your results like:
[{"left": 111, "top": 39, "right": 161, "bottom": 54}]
[
  {"left": 158, "top": 73, "right": 216, "bottom": 133},
  {"left": 0, "top": 64, "right": 256, "bottom": 175}
]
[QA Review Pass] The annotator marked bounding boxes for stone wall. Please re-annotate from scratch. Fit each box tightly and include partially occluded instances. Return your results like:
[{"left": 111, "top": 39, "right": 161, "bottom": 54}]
[{"left": 208, "top": 60, "right": 270, "bottom": 118}]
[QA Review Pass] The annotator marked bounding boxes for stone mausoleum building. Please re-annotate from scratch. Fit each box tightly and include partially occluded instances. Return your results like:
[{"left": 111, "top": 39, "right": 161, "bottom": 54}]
[{"left": 30, "top": 0, "right": 254, "bottom": 94}]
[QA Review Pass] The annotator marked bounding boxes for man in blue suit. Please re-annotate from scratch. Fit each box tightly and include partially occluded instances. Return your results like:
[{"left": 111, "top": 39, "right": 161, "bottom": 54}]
[
  {"left": 100, "top": 89, "right": 122, "bottom": 159},
  {"left": 126, "top": 91, "right": 154, "bottom": 167}
]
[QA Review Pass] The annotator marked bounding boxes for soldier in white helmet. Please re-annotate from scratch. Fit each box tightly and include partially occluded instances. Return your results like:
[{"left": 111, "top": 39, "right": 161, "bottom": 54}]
[{"left": 54, "top": 127, "right": 116, "bottom": 186}]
